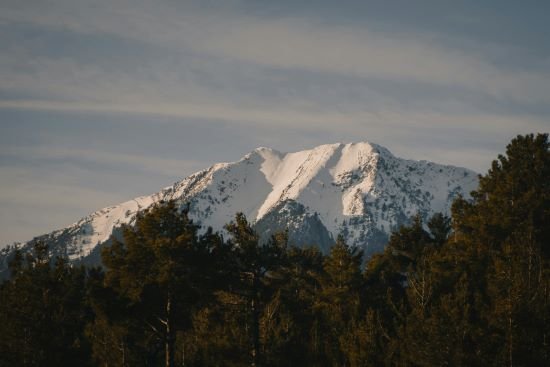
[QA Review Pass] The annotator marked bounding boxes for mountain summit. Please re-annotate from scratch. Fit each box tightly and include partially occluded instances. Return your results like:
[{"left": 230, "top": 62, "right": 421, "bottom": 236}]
[{"left": 1, "top": 142, "right": 478, "bottom": 271}]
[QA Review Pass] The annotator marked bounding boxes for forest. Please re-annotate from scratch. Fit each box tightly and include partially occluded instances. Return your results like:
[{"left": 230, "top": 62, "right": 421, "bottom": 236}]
[{"left": 0, "top": 133, "right": 548, "bottom": 367}]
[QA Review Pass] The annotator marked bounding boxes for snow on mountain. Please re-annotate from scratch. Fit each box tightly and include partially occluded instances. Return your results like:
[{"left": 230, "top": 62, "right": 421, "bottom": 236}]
[{"left": 0, "top": 142, "right": 478, "bottom": 273}]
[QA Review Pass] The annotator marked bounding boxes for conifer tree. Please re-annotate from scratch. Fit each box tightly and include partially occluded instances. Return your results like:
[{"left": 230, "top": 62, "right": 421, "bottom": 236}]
[
  {"left": 317, "top": 235, "right": 364, "bottom": 365},
  {"left": 96, "top": 200, "right": 214, "bottom": 367},
  {"left": 263, "top": 245, "right": 325, "bottom": 366},
  {"left": 451, "top": 133, "right": 550, "bottom": 365},
  {"left": 0, "top": 243, "right": 91, "bottom": 367},
  {"left": 224, "top": 213, "right": 287, "bottom": 367}
]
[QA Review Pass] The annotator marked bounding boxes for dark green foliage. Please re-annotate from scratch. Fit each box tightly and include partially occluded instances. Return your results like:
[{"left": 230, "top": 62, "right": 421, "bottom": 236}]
[
  {"left": 88, "top": 200, "right": 219, "bottom": 367},
  {"left": 450, "top": 133, "right": 550, "bottom": 366},
  {"left": 0, "top": 243, "right": 92, "bottom": 367},
  {"left": 220, "top": 213, "right": 288, "bottom": 366},
  {"left": 317, "top": 235, "right": 364, "bottom": 365},
  {"left": 0, "top": 133, "right": 548, "bottom": 366}
]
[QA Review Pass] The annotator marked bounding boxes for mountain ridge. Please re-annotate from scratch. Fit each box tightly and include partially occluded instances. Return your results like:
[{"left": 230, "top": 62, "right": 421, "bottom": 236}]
[{"left": 0, "top": 141, "right": 478, "bottom": 272}]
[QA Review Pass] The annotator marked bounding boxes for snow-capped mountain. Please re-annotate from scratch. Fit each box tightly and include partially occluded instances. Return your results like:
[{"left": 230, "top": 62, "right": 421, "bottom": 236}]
[{"left": 0, "top": 142, "right": 478, "bottom": 274}]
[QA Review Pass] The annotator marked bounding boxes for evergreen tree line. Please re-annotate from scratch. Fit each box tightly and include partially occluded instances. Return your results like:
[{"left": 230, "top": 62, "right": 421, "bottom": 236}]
[{"left": 0, "top": 133, "right": 548, "bottom": 367}]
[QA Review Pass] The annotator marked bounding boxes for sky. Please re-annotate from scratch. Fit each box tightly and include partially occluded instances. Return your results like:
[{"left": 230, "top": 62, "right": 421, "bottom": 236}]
[{"left": 0, "top": 0, "right": 549, "bottom": 246}]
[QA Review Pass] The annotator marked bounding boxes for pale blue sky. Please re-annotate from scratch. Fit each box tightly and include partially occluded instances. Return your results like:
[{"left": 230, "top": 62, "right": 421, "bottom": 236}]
[{"left": 1, "top": 0, "right": 549, "bottom": 246}]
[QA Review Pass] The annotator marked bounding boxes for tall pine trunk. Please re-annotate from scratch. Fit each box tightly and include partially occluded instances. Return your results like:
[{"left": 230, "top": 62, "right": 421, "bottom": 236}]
[
  {"left": 251, "top": 274, "right": 260, "bottom": 367},
  {"left": 166, "top": 292, "right": 175, "bottom": 367}
]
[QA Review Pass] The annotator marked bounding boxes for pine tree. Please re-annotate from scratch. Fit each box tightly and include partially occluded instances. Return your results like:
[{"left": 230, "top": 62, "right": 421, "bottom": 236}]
[
  {"left": 451, "top": 133, "right": 550, "bottom": 365},
  {"left": 95, "top": 200, "right": 215, "bottom": 367},
  {"left": 224, "top": 213, "right": 288, "bottom": 367},
  {"left": 0, "top": 243, "right": 92, "bottom": 367},
  {"left": 317, "top": 235, "right": 364, "bottom": 365},
  {"left": 263, "top": 245, "right": 325, "bottom": 366}
]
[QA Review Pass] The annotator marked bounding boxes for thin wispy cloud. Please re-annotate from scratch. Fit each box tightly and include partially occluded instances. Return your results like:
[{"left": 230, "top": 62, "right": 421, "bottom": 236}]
[
  {"left": 0, "top": 145, "right": 207, "bottom": 178},
  {"left": 0, "top": 99, "right": 545, "bottom": 142},
  {"left": 2, "top": 1, "right": 550, "bottom": 106},
  {"left": 196, "top": 17, "right": 550, "bottom": 104}
]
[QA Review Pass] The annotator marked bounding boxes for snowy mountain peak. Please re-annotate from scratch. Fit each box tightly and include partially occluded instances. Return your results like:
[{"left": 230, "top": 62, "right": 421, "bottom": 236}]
[{"left": 1, "top": 142, "right": 478, "bottom": 273}]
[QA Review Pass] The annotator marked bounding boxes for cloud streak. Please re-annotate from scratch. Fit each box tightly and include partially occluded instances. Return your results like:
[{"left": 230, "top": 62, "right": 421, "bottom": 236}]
[
  {"left": 0, "top": 144, "right": 208, "bottom": 178},
  {"left": 3, "top": 1, "right": 549, "bottom": 104},
  {"left": 196, "top": 17, "right": 550, "bottom": 104},
  {"left": 1, "top": 98, "right": 546, "bottom": 137}
]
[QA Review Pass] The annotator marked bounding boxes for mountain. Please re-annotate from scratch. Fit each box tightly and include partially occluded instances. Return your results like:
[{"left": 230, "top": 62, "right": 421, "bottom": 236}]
[{"left": 0, "top": 142, "right": 478, "bottom": 274}]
